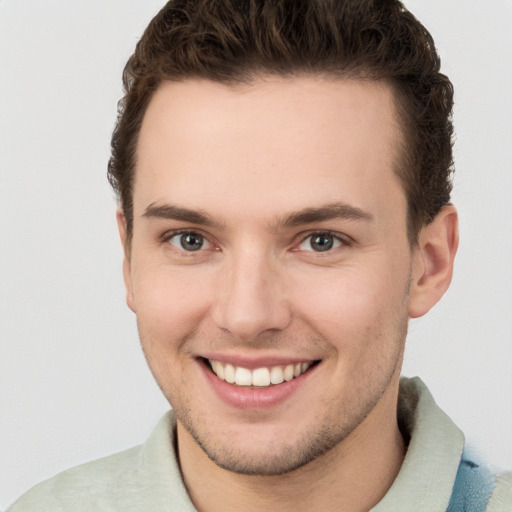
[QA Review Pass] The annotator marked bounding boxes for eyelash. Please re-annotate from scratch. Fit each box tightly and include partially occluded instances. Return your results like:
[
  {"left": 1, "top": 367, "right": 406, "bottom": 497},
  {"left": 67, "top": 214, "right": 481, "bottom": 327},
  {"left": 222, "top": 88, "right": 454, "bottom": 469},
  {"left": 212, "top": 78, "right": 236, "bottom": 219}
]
[
  {"left": 161, "top": 229, "right": 351, "bottom": 254},
  {"left": 296, "top": 231, "right": 351, "bottom": 253},
  {"left": 162, "top": 229, "right": 214, "bottom": 253}
]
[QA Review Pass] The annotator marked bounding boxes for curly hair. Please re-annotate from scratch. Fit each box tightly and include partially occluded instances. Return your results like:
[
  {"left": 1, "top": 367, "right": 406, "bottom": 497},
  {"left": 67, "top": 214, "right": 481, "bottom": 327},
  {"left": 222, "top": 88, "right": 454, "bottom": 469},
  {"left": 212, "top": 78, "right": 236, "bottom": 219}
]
[{"left": 108, "top": 0, "right": 454, "bottom": 244}]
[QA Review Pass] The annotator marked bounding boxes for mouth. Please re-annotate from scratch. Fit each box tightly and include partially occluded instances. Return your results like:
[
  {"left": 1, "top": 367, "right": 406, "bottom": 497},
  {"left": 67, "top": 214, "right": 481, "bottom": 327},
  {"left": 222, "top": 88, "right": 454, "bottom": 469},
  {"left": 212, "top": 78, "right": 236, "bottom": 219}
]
[{"left": 205, "top": 358, "right": 319, "bottom": 388}]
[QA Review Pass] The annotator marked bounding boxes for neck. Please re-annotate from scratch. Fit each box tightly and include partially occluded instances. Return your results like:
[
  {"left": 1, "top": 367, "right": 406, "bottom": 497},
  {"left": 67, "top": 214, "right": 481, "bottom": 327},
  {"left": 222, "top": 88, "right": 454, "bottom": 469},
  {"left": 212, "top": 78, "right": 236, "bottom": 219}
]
[{"left": 177, "top": 383, "right": 405, "bottom": 512}]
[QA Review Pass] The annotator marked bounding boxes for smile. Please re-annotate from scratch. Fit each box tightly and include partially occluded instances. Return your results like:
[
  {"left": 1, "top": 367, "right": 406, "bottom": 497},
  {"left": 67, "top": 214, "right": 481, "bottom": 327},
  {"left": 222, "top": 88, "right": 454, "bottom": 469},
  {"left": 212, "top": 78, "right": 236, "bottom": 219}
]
[{"left": 207, "top": 359, "right": 315, "bottom": 388}]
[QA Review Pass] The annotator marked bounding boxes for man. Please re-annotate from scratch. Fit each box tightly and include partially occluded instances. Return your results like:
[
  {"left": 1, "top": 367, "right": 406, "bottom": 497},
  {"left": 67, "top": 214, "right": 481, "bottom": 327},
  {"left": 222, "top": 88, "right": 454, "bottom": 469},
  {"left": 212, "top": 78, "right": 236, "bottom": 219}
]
[{"left": 7, "top": 0, "right": 511, "bottom": 510}]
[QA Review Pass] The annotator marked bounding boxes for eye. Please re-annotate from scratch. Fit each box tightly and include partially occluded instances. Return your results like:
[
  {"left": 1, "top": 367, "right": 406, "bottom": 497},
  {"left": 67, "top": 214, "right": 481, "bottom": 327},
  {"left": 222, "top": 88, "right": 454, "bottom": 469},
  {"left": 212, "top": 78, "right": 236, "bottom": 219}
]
[
  {"left": 298, "top": 232, "right": 345, "bottom": 252},
  {"left": 168, "top": 232, "right": 212, "bottom": 252}
]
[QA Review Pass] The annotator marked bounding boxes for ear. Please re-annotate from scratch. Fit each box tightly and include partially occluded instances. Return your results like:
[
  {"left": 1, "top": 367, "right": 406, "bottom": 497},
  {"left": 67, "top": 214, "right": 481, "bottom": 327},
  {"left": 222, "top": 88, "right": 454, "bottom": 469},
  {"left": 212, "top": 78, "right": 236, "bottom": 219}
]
[
  {"left": 408, "top": 205, "right": 459, "bottom": 318},
  {"left": 116, "top": 209, "right": 136, "bottom": 313}
]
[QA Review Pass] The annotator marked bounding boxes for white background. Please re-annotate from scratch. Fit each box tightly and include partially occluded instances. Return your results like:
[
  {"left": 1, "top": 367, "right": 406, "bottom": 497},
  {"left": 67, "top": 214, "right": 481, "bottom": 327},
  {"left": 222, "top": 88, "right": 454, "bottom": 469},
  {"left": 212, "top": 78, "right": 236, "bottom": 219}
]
[{"left": 1, "top": 0, "right": 511, "bottom": 508}]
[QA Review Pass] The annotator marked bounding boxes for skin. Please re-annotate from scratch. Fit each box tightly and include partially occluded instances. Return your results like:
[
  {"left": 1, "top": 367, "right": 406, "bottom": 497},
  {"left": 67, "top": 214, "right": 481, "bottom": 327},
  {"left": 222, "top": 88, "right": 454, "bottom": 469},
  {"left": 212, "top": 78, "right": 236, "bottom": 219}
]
[{"left": 118, "top": 77, "right": 458, "bottom": 511}]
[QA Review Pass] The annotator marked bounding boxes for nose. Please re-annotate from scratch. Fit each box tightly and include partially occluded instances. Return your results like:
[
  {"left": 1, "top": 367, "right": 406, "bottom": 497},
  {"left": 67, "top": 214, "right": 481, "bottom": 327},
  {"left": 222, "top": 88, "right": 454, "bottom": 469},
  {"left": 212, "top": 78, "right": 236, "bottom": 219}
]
[{"left": 210, "top": 249, "right": 292, "bottom": 343}]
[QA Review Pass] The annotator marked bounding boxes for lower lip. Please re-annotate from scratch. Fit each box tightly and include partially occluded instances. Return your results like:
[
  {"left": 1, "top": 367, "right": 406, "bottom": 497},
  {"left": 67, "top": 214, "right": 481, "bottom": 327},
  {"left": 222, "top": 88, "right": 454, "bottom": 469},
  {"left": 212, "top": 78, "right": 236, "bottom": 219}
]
[{"left": 199, "top": 361, "right": 316, "bottom": 410}]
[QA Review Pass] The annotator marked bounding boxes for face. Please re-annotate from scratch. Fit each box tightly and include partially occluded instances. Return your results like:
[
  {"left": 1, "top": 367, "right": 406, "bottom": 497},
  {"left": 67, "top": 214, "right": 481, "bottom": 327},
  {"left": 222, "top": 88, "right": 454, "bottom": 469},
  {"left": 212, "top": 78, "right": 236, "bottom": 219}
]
[{"left": 121, "top": 77, "right": 418, "bottom": 475}]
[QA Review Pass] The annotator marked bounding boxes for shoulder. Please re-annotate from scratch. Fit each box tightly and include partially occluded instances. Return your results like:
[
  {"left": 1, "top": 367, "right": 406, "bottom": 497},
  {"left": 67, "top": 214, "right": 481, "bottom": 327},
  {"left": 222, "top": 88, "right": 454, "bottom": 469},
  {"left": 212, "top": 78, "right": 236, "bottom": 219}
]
[
  {"left": 447, "top": 455, "right": 512, "bottom": 512},
  {"left": 487, "top": 470, "right": 512, "bottom": 512},
  {"left": 7, "top": 411, "right": 196, "bottom": 512},
  {"left": 7, "top": 445, "right": 144, "bottom": 511},
  {"left": 379, "top": 378, "right": 512, "bottom": 512}
]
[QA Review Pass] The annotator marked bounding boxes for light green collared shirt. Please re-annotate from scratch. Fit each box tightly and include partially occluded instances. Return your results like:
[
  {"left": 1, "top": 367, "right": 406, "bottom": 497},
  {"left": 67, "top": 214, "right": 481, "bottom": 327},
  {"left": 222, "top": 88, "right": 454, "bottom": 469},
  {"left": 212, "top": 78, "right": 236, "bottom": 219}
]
[{"left": 7, "top": 378, "right": 512, "bottom": 511}]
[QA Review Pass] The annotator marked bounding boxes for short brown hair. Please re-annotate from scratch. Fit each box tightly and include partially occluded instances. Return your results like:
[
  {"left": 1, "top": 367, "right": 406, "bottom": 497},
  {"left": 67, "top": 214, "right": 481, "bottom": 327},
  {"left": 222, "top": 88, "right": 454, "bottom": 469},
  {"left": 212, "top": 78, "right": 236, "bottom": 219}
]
[{"left": 108, "top": 0, "right": 454, "bottom": 244}]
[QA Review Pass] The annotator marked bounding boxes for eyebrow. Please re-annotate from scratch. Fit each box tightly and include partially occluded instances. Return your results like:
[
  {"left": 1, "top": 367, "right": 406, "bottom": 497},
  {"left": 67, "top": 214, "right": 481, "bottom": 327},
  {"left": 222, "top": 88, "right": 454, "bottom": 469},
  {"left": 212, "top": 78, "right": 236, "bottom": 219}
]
[
  {"left": 142, "top": 203, "right": 223, "bottom": 228},
  {"left": 278, "top": 202, "right": 374, "bottom": 228},
  {"left": 142, "top": 201, "right": 373, "bottom": 231}
]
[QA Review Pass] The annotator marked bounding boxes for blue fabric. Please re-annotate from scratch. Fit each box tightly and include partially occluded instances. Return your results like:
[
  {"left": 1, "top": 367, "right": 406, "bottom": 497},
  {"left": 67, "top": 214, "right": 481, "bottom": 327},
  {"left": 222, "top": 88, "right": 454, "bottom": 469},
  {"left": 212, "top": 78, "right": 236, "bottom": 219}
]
[{"left": 447, "top": 453, "right": 496, "bottom": 512}]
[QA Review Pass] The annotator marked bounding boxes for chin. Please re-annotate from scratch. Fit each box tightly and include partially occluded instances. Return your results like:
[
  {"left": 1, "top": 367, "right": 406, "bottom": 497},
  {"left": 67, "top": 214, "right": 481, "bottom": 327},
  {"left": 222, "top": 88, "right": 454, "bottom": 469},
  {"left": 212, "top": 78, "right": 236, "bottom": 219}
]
[
  {"left": 175, "top": 397, "right": 376, "bottom": 477},
  {"left": 189, "top": 429, "right": 343, "bottom": 476}
]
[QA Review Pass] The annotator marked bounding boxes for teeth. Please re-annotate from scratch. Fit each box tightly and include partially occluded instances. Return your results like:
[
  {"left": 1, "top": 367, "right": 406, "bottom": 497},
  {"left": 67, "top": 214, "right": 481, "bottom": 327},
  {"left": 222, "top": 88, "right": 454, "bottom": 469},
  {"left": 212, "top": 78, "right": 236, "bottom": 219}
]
[
  {"left": 283, "top": 364, "right": 294, "bottom": 381},
  {"left": 234, "top": 367, "right": 252, "bottom": 386},
  {"left": 208, "top": 359, "right": 314, "bottom": 387},
  {"left": 270, "top": 366, "right": 284, "bottom": 385},
  {"left": 224, "top": 363, "right": 235, "bottom": 384},
  {"left": 253, "top": 367, "right": 271, "bottom": 387},
  {"left": 211, "top": 360, "right": 224, "bottom": 380},
  {"left": 215, "top": 362, "right": 225, "bottom": 380}
]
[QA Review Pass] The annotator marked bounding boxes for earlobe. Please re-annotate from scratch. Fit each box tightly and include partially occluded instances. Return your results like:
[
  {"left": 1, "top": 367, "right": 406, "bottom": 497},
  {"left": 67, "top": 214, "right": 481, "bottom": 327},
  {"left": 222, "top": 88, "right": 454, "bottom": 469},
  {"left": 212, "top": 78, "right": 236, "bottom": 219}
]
[
  {"left": 408, "top": 205, "right": 459, "bottom": 318},
  {"left": 116, "top": 209, "right": 136, "bottom": 313}
]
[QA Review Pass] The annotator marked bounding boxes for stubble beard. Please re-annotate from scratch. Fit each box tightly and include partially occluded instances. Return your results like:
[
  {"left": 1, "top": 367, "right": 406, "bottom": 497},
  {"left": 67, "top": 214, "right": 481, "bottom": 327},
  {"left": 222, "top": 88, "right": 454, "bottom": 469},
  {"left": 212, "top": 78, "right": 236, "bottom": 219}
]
[
  {"left": 171, "top": 319, "right": 408, "bottom": 477},
  {"left": 140, "top": 268, "right": 412, "bottom": 477}
]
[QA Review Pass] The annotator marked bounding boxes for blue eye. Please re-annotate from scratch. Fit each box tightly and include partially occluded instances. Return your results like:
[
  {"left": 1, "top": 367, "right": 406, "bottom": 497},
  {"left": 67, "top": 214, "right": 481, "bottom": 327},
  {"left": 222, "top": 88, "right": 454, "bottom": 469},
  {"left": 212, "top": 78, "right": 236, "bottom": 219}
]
[
  {"left": 169, "top": 232, "right": 211, "bottom": 252},
  {"left": 299, "top": 233, "right": 343, "bottom": 252}
]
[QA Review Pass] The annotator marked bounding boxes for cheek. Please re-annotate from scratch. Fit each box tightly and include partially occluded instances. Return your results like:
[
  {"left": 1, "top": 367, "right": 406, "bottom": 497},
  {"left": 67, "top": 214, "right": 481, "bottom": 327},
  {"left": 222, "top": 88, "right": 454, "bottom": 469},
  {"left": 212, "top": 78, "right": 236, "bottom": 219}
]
[
  {"left": 292, "top": 263, "right": 410, "bottom": 352},
  {"left": 132, "top": 269, "right": 215, "bottom": 398},
  {"left": 131, "top": 266, "right": 213, "bottom": 345}
]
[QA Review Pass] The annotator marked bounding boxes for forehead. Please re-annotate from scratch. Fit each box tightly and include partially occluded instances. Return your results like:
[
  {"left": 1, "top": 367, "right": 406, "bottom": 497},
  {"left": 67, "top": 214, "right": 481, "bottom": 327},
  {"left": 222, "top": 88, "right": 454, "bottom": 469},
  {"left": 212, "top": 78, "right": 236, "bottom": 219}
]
[{"left": 134, "top": 76, "right": 405, "bottom": 224}]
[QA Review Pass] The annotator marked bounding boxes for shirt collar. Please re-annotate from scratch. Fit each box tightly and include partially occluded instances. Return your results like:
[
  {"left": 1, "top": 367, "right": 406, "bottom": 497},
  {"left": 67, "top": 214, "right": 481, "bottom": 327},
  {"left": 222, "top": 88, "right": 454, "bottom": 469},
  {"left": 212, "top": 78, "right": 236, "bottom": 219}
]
[{"left": 372, "top": 377, "right": 465, "bottom": 512}]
